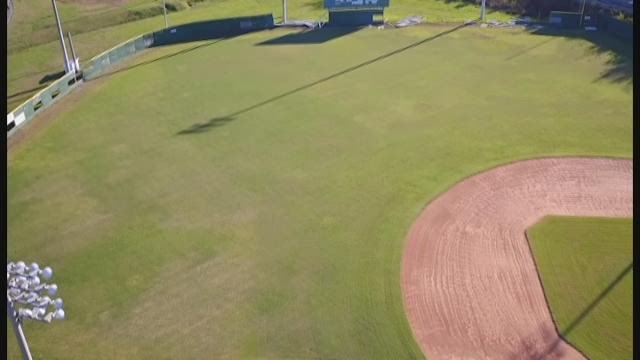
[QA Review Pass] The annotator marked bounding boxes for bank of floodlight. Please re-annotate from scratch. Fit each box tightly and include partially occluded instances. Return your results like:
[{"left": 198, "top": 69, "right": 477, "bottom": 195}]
[{"left": 7, "top": 261, "right": 65, "bottom": 360}]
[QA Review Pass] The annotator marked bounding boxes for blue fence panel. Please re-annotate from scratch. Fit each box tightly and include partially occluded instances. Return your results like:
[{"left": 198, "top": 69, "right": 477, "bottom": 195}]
[
  {"left": 325, "top": 0, "right": 389, "bottom": 9},
  {"left": 597, "top": 14, "right": 633, "bottom": 39},
  {"left": 152, "top": 14, "right": 275, "bottom": 47}
]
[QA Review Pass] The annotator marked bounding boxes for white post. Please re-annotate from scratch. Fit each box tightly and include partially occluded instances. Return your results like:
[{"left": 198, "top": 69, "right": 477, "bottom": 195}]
[
  {"left": 579, "top": 0, "right": 587, "bottom": 27},
  {"left": 51, "top": 0, "right": 71, "bottom": 73},
  {"left": 67, "top": 32, "right": 79, "bottom": 73},
  {"left": 283, "top": 0, "right": 288, "bottom": 24},
  {"left": 481, "top": 0, "right": 486, "bottom": 22},
  {"left": 163, "top": 0, "right": 168, "bottom": 28}
]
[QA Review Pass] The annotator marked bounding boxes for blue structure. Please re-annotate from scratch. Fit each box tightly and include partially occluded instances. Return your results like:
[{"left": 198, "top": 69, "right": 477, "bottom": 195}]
[{"left": 325, "top": 0, "right": 389, "bottom": 26}]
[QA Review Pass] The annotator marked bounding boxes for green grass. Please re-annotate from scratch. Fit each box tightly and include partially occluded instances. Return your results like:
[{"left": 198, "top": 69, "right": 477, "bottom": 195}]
[
  {"left": 7, "top": 0, "right": 516, "bottom": 111},
  {"left": 7, "top": 25, "right": 632, "bottom": 359},
  {"left": 528, "top": 216, "right": 632, "bottom": 360}
]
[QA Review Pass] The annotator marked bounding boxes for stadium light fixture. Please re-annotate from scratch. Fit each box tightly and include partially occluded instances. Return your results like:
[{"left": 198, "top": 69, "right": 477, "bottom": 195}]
[{"left": 7, "top": 261, "right": 65, "bottom": 360}]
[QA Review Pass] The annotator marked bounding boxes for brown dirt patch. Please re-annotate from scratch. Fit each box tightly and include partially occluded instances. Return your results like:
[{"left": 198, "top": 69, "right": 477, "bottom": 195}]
[{"left": 402, "top": 157, "right": 632, "bottom": 359}]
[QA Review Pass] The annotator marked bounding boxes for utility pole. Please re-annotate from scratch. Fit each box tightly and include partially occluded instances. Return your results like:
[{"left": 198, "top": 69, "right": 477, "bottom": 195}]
[
  {"left": 163, "top": 0, "right": 168, "bottom": 28},
  {"left": 481, "top": 0, "right": 487, "bottom": 22},
  {"left": 283, "top": 0, "right": 288, "bottom": 24},
  {"left": 51, "top": 0, "right": 71, "bottom": 73}
]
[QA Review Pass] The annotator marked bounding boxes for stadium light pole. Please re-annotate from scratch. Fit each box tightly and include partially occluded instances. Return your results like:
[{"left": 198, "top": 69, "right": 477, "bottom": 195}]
[
  {"left": 51, "top": 0, "right": 71, "bottom": 73},
  {"left": 578, "top": 0, "right": 587, "bottom": 27},
  {"left": 283, "top": 0, "right": 288, "bottom": 24},
  {"left": 67, "top": 32, "right": 79, "bottom": 73},
  {"left": 163, "top": 0, "right": 169, "bottom": 28},
  {"left": 480, "top": 0, "right": 487, "bottom": 22},
  {"left": 7, "top": 261, "right": 65, "bottom": 360}
]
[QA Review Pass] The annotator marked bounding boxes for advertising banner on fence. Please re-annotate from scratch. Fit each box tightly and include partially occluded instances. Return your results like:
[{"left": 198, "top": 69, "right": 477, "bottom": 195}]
[{"left": 324, "top": 0, "right": 389, "bottom": 9}]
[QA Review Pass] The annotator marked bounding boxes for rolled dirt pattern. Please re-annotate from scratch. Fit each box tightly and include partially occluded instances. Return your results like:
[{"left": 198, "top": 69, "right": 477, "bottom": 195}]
[{"left": 402, "top": 157, "right": 632, "bottom": 360}]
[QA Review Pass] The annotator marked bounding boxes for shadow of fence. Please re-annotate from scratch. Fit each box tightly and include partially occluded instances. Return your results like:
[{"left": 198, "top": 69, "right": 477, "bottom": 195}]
[
  {"left": 175, "top": 21, "right": 473, "bottom": 135},
  {"left": 256, "top": 26, "right": 362, "bottom": 45}
]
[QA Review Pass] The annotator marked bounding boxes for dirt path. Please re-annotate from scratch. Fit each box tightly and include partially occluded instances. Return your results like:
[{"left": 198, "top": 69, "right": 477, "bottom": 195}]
[{"left": 402, "top": 157, "right": 632, "bottom": 360}]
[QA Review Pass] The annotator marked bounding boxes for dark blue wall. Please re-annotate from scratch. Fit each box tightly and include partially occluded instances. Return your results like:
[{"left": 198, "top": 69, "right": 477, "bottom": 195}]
[
  {"left": 328, "top": 10, "right": 382, "bottom": 25},
  {"left": 152, "top": 14, "right": 275, "bottom": 46},
  {"left": 324, "top": 0, "right": 389, "bottom": 9}
]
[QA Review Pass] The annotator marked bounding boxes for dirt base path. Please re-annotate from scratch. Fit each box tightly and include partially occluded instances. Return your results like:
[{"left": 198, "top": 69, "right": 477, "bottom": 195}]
[{"left": 402, "top": 157, "right": 632, "bottom": 360}]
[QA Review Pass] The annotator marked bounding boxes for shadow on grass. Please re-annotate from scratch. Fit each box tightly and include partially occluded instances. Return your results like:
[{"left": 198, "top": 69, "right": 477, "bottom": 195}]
[
  {"left": 176, "top": 116, "right": 235, "bottom": 135},
  {"left": 511, "top": 261, "right": 633, "bottom": 360},
  {"left": 38, "top": 70, "right": 66, "bottom": 84},
  {"left": 526, "top": 26, "right": 632, "bottom": 85},
  {"left": 504, "top": 37, "right": 557, "bottom": 60},
  {"left": 560, "top": 261, "right": 632, "bottom": 337},
  {"left": 7, "top": 84, "right": 48, "bottom": 100},
  {"left": 88, "top": 38, "right": 229, "bottom": 81},
  {"left": 176, "top": 21, "right": 473, "bottom": 135},
  {"left": 508, "top": 326, "right": 568, "bottom": 360},
  {"left": 256, "top": 26, "right": 362, "bottom": 45}
]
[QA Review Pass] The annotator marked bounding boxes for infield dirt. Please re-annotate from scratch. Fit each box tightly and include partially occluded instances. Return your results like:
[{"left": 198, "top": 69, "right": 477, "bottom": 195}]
[{"left": 402, "top": 157, "right": 632, "bottom": 359}]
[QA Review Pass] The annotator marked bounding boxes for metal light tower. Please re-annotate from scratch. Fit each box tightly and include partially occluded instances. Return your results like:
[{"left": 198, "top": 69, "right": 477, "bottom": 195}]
[
  {"left": 578, "top": 0, "right": 587, "bottom": 27},
  {"left": 283, "top": 0, "right": 288, "bottom": 24},
  {"left": 51, "top": 0, "right": 71, "bottom": 73},
  {"left": 67, "top": 32, "right": 80, "bottom": 73},
  {"left": 163, "top": 0, "right": 168, "bottom": 28},
  {"left": 7, "top": 261, "right": 65, "bottom": 360},
  {"left": 480, "top": 0, "right": 487, "bottom": 22}
]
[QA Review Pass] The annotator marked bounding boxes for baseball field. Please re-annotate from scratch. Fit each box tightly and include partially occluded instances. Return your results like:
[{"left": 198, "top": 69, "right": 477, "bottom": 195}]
[{"left": 7, "top": 17, "right": 633, "bottom": 360}]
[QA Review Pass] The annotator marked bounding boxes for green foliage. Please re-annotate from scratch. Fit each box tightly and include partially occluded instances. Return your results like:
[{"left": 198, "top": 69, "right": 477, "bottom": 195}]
[
  {"left": 528, "top": 217, "right": 632, "bottom": 360},
  {"left": 7, "top": 26, "right": 632, "bottom": 359},
  {"left": 164, "top": 0, "right": 191, "bottom": 12},
  {"left": 126, "top": 5, "right": 166, "bottom": 22}
]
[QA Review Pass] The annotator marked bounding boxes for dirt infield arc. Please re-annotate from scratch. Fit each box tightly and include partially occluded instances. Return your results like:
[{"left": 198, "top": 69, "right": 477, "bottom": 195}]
[{"left": 402, "top": 157, "right": 632, "bottom": 359}]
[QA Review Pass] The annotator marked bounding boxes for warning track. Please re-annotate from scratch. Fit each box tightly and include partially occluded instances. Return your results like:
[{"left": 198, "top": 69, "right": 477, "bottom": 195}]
[{"left": 402, "top": 157, "right": 632, "bottom": 359}]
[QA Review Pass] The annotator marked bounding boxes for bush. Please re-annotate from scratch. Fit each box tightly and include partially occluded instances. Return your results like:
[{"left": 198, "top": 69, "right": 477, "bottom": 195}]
[
  {"left": 186, "top": 0, "right": 208, "bottom": 6},
  {"left": 164, "top": 0, "right": 191, "bottom": 12},
  {"left": 126, "top": 5, "right": 166, "bottom": 21}
]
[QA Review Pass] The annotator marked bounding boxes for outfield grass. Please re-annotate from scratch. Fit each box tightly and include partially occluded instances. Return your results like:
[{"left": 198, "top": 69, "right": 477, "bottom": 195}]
[
  {"left": 7, "top": 0, "right": 516, "bottom": 111},
  {"left": 7, "top": 25, "right": 632, "bottom": 359},
  {"left": 528, "top": 216, "right": 632, "bottom": 360}
]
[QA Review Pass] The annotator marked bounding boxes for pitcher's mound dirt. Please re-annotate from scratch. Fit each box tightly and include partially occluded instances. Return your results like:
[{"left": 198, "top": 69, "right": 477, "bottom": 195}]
[{"left": 402, "top": 157, "right": 632, "bottom": 359}]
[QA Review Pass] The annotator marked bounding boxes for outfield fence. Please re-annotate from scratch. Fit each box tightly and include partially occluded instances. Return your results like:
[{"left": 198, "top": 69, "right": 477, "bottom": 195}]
[
  {"left": 83, "top": 14, "right": 275, "bottom": 80},
  {"left": 596, "top": 14, "right": 632, "bottom": 39},
  {"left": 8, "top": 14, "right": 275, "bottom": 137},
  {"left": 548, "top": 11, "right": 633, "bottom": 40},
  {"left": 7, "top": 71, "right": 82, "bottom": 137}
]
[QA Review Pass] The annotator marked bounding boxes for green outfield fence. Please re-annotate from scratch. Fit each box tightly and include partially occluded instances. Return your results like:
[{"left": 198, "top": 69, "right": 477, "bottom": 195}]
[
  {"left": 83, "top": 14, "right": 275, "bottom": 80},
  {"left": 8, "top": 14, "right": 275, "bottom": 137},
  {"left": 7, "top": 71, "right": 82, "bottom": 137}
]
